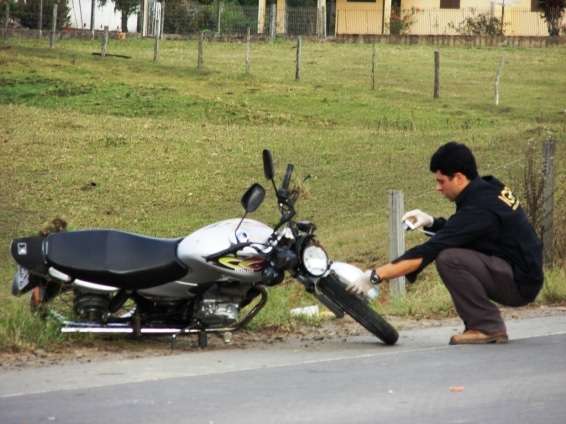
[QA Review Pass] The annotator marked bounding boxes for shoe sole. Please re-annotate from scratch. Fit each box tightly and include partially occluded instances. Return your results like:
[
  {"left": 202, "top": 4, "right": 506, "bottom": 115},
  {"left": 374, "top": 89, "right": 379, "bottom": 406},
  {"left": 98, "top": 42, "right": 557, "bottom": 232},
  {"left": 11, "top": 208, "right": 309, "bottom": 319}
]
[{"left": 449, "top": 336, "right": 509, "bottom": 345}]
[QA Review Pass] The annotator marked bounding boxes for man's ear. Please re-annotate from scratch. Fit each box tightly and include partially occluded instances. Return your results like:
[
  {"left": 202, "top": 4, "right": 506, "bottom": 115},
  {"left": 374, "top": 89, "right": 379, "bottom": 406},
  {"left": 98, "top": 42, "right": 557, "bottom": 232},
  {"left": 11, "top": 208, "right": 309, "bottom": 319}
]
[{"left": 454, "top": 172, "right": 470, "bottom": 185}]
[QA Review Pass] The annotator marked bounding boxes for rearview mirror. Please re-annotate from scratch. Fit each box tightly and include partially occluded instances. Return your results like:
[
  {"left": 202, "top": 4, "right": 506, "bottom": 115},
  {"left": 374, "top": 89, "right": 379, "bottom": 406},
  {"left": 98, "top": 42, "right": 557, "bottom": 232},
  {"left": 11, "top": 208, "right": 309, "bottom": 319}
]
[
  {"left": 263, "top": 149, "right": 275, "bottom": 180},
  {"left": 241, "top": 183, "right": 265, "bottom": 213},
  {"left": 282, "top": 164, "right": 294, "bottom": 190}
]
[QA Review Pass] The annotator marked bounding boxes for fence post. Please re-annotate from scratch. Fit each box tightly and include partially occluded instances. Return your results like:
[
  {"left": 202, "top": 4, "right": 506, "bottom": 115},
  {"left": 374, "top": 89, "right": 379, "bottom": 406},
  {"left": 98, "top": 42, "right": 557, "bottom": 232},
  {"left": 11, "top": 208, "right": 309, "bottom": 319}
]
[
  {"left": 295, "top": 36, "right": 302, "bottom": 81},
  {"left": 371, "top": 42, "right": 376, "bottom": 90},
  {"left": 433, "top": 49, "right": 440, "bottom": 99},
  {"left": 323, "top": 3, "right": 327, "bottom": 37},
  {"left": 3, "top": 2, "right": 8, "bottom": 45},
  {"left": 494, "top": 56, "right": 504, "bottom": 106},
  {"left": 38, "top": 0, "right": 43, "bottom": 38},
  {"left": 269, "top": 2, "right": 276, "bottom": 42},
  {"left": 216, "top": 0, "right": 224, "bottom": 35},
  {"left": 389, "top": 190, "right": 406, "bottom": 297},
  {"left": 542, "top": 138, "right": 556, "bottom": 265},
  {"left": 90, "top": 0, "right": 96, "bottom": 39},
  {"left": 316, "top": 0, "right": 325, "bottom": 38},
  {"left": 245, "top": 27, "right": 251, "bottom": 74},
  {"left": 49, "top": 4, "right": 57, "bottom": 49},
  {"left": 160, "top": 0, "right": 166, "bottom": 40},
  {"left": 153, "top": 16, "right": 160, "bottom": 62},
  {"left": 101, "top": 26, "right": 109, "bottom": 57},
  {"left": 197, "top": 31, "right": 204, "bottom": 71}
]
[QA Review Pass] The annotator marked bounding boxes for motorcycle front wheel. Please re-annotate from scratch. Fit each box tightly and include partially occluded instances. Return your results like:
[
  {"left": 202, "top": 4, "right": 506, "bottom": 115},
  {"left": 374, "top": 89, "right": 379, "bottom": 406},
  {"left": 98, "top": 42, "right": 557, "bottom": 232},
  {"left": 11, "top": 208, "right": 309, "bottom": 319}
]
[{"left": 318, "top": 273, "right": 399, "bottom": 346}]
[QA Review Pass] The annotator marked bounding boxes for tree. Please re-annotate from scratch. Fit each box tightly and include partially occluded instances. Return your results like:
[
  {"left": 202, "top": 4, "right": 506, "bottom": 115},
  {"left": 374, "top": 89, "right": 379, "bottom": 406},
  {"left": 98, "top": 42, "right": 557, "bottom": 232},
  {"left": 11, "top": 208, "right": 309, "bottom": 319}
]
[
  {"left": 99, "top": 0, "right": 139, "bottom": 32},
  {"left": 12, "top": 0, "right": 70, "bottom": 30},
  {"left": 537, "top": 0, "right": 566, "bottom": 36}
]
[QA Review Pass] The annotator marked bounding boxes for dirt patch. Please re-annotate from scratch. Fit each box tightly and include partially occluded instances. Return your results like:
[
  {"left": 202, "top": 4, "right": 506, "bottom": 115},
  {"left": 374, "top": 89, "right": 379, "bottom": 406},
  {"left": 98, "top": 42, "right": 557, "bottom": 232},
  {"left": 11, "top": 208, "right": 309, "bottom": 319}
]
[{"left": 1, "top": 304, "right": 564, "bottom": 371}]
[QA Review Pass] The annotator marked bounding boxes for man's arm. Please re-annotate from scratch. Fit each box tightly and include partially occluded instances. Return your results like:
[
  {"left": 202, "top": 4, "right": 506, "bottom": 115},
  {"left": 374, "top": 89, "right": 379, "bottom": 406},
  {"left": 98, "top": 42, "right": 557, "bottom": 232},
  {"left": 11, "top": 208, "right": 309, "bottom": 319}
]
[
  {"left": 346, "top": 258, "right": 423, "bottom": 297},
  {"left": 375, "top": 258, "right": 423, "bottom": 281}
]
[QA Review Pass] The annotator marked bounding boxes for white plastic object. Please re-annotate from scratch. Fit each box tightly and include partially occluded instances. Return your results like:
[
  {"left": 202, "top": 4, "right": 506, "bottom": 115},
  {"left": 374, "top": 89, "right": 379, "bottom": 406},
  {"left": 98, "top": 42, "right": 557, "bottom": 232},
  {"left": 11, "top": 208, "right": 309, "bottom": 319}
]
[
  {"left": 290, "top": 305, "right": 320, "bottom": 317},
  {"left": 367, "top": 286, "right": 380, "bottom": 300},
  {"left": 330, "top": 261, "right": 365, "bottom": 285},
  {"left": 403, "top": 219, "right": 417, "bottom": 231}
]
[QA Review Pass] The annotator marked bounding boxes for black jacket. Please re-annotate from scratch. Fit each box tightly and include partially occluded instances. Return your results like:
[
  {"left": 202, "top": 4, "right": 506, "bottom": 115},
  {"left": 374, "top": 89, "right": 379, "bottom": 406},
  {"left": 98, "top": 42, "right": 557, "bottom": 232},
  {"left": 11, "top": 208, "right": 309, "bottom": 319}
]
[{"left": 395, "top": 176, "right": 543, "bottom": 302}]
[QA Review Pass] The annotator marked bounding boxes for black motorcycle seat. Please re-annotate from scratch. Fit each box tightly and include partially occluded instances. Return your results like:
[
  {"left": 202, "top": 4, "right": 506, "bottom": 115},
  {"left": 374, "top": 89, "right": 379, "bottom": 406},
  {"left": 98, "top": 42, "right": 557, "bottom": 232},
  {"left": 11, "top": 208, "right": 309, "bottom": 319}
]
[{"left": 46, "top": 230, "right": 187, "bottom": 289}]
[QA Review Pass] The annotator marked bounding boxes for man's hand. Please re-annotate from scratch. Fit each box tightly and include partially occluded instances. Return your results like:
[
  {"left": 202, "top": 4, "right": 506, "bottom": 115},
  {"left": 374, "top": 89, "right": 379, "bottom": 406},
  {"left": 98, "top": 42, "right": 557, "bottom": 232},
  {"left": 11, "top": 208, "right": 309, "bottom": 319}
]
[
  {"left": 402, "top": 209, "right": 433, "bottom": 230},
  {"left": 346, "top": 270, "right": 378, "bottom": 299}
]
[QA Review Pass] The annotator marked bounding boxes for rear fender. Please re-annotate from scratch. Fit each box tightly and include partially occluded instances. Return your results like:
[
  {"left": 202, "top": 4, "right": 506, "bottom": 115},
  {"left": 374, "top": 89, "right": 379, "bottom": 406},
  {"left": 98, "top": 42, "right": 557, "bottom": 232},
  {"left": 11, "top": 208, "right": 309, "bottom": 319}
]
[{"left": 10, "top": 236, "right": 48, "bottom": 275}]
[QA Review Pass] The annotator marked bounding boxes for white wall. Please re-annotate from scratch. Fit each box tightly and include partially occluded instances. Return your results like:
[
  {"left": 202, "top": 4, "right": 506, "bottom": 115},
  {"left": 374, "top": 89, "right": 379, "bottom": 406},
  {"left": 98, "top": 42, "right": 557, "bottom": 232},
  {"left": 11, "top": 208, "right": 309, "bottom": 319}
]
[{"left": 68, "top": 0, "right": 139, "bottom": 32}]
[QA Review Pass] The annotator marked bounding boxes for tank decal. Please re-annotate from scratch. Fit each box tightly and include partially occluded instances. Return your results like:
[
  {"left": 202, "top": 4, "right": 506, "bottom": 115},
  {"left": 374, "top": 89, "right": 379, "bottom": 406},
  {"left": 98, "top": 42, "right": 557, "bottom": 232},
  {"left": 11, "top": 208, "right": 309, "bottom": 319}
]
[{"left": 217, "top": 256, "right": 266, "bottom": 273}]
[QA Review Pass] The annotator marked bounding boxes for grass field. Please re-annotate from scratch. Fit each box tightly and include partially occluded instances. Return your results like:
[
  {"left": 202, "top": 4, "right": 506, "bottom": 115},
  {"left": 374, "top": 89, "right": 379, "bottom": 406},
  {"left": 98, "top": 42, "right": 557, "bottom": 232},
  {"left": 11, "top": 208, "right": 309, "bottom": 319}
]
[{"left": 0, "top": 37, "right": 565, "bottom": 350}]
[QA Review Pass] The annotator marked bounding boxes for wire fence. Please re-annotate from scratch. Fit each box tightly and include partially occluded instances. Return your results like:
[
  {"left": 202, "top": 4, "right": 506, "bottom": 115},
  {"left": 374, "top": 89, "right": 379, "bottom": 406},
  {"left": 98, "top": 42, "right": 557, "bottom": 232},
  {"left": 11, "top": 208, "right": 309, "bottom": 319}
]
[{"left": 2, "top": 2, "right": 564, "bottom": 39}]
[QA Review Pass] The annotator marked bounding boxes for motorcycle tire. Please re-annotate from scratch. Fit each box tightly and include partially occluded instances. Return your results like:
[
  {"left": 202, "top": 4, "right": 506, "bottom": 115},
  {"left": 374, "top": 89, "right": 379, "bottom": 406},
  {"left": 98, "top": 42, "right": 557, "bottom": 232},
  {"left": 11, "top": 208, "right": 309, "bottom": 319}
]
[{"left": 318, "top": 273, "right": 399, "bottom": 346}]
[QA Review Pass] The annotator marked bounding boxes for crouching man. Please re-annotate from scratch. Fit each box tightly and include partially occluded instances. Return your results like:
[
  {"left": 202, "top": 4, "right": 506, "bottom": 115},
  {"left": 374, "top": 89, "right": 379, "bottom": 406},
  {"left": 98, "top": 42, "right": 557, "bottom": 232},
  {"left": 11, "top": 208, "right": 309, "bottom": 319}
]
[{"left": 349, "top": 142, "right": 543, "bottom": 345}]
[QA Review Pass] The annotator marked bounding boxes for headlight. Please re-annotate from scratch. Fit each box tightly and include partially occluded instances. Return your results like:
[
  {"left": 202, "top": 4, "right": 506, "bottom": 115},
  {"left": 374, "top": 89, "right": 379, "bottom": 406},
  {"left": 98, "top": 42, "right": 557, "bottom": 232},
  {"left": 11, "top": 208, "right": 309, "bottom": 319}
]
[{"left": 302, "top": 245, "right": 329, "bottom": 277}]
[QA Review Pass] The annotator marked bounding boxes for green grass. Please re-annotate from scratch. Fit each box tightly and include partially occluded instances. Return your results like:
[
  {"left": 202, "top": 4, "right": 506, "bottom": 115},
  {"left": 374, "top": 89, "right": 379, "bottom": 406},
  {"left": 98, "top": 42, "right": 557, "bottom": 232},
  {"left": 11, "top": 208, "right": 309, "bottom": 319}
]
[
  {"left": 537, "top": 268, "right": 566, "bottom": 305},
  {"left": 0, "top": 37, "right": 565, "bottom": 351}
]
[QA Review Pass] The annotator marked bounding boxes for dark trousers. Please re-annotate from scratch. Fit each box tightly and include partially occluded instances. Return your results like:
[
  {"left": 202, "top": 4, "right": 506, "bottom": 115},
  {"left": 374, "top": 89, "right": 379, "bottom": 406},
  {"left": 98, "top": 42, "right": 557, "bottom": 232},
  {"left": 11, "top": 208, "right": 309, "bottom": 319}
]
[{"left": 435, "top": 248, "right": 529, "bottom": 334}]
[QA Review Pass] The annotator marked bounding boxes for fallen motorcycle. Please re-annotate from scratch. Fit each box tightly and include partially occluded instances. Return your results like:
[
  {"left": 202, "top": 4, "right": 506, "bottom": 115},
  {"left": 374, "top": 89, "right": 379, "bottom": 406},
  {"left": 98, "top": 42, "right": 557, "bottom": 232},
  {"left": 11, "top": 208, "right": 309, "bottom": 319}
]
[{"left": 10, "top": 150, "right": 398, "bottom": 347}]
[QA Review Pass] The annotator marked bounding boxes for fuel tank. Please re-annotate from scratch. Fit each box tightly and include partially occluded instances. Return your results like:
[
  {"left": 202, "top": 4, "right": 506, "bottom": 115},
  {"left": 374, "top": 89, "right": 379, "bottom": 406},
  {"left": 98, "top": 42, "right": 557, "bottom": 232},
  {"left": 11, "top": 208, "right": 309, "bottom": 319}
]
[{"left": 175, "top": 218, "right": 273, "bottom": 285}]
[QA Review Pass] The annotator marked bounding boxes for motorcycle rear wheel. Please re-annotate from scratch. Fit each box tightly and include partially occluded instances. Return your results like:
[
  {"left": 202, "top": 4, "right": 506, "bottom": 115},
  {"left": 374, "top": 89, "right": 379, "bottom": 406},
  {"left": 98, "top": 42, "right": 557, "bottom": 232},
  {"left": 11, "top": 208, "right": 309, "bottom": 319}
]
[{"left": 318, "top": 274, "right": 399, "bottom": 346}]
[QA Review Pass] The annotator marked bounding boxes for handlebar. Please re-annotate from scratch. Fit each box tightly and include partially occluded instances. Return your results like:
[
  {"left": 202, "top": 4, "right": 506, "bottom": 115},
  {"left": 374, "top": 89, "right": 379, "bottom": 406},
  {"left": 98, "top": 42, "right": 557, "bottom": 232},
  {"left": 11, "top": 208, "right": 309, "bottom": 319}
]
[{"left": 204, "top": 242, "right": 256, "bottom": 261}]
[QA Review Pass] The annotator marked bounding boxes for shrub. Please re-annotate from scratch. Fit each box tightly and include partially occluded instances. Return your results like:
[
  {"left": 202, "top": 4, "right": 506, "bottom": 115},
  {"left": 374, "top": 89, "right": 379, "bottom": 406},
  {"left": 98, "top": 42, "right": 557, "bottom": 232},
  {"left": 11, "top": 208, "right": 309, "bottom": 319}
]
[
  {"left": 389, "top": 7, "right": 417, "bottom": 36},
  {"left": 449, "top": 12, "right": 504, "bottom": 36},
  {"left": 520, "top": 137, "right": 566, "bottom": 266}
]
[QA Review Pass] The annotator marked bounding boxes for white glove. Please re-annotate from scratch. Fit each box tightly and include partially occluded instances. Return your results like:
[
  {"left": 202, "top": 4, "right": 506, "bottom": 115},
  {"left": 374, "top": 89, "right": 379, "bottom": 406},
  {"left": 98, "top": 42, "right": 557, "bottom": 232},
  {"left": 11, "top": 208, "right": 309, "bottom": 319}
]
[
  {"left": 346, "top": 270, "right": 379, "bottom": 300},
  {"left": 402, "top": 209, "right": 433, "bottom": 230}
]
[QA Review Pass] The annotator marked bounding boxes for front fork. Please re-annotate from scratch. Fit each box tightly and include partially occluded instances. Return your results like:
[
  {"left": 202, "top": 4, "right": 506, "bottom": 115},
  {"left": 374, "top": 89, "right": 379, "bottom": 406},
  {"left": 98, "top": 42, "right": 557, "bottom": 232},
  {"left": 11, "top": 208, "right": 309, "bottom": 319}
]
[{"left": 294, "top": 272, "right": 345, "bottom": 319}]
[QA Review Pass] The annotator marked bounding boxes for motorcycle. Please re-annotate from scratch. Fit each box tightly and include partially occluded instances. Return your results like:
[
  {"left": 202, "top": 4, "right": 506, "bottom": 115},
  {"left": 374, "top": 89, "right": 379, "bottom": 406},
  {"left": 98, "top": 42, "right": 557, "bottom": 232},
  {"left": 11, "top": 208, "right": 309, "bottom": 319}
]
[{"left": 10, "top": 150, "right": 398, "bottom": 347}]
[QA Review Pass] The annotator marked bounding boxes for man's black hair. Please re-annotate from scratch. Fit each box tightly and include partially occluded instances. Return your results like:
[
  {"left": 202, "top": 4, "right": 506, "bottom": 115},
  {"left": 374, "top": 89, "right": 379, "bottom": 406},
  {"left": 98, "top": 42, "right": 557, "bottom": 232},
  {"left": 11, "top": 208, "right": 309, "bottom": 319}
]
[{"left": 429, "top": 141, "right": 478, "bottom": 180}]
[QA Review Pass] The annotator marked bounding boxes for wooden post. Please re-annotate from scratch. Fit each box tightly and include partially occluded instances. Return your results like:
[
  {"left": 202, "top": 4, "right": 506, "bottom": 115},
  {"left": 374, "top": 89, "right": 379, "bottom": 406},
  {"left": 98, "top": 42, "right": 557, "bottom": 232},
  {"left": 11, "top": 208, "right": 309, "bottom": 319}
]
[
  {"left": 153, "top": 19, "right": 160, "bottom": 62},
  {"left": 141, "top": 0, "right": 148, "bottom": 37},
  {"left": 160, "top": 0, "right": 166, "bottom": 40},
  {"left": 381, "top": 0, "right": 386, "bottom": 35},
  {"left": 101, "top": 26, "right": 109, "bottom": 57},
  {"left": 197, "top": 31, "right": 204, "bottom": 71},
  {"left": 433, "top": 49, "right": 440, "bottom": 99},
  {"left": 49, "top": 4, "right": 57, "bottom": 49},
  {"left": 90, "top": 0, "right": 96, "bottom": 39},
  {"left": 501, "top": 5, "right": 505, "bottom": 35},
  {"left": 38, "top": 0, "right": 43, "bottom": 38},
  {"left": 322, "top": 3, "right": 327, "bottom": 37},
  {"left": 245, "top": 27, "right": 251, "bottom": 74},
  {"left": 269, "top": 2, "right": 276, "bottom": 42},
  {"left": 495, "top": 56, "right": 505, "bottom": 106},
  {"left": 295, "top": 36, "right": 302, "bottom": 81},
  {"left": 389, "top": 190, "right": 406, "bottom": 297},
  {"left": 316, "top": 0, "right": 325, "bottom": 38},
  {"left": 542, "top": 138, "right": 556, "bottom": 265},
  {"left": 3, "top": 2, "right": 8, "bottom": 44},
  {"left": 216, "top": 0, "right": 223, "bottom": 35},
  {"left": 371, "top": 42, "right": 376, "bottom": 90}
]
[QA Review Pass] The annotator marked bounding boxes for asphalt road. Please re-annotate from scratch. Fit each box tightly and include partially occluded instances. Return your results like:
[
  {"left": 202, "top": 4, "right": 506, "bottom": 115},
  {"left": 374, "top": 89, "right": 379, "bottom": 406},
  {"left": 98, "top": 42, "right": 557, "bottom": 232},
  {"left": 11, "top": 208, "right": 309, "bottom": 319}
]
[{"left": 2, "top": 315, "right": 566, "bottom": 424}]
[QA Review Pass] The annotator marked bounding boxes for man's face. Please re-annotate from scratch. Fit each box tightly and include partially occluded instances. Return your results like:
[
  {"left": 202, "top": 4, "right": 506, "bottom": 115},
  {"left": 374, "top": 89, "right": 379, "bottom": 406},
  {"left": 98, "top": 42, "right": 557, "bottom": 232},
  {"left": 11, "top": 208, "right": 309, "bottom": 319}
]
[{"left": 434, "top": 171, "right": 469, "bottom": 201}]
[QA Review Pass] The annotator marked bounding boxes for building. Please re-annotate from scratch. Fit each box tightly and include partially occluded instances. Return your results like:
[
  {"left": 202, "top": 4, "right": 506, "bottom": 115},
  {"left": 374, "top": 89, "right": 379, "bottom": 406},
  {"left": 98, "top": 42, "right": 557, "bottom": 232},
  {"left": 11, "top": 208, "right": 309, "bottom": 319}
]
[
  {"left": 67, "top": 0, "right": 139, "bottom": 32},
  {"left": 257, "top": 0, "right": 557, "bottom": 36},
  {"left": 400, "top": 0, "right": 552, "bottom": 36}
]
